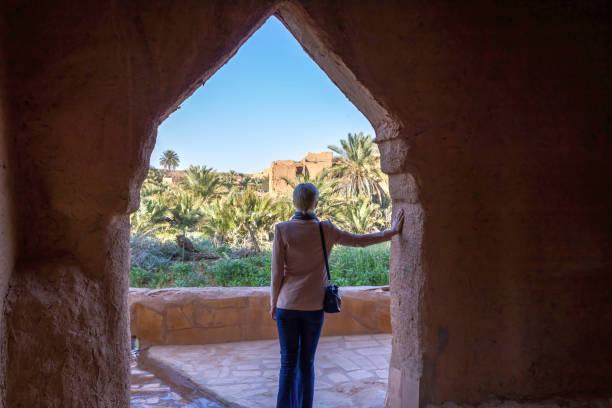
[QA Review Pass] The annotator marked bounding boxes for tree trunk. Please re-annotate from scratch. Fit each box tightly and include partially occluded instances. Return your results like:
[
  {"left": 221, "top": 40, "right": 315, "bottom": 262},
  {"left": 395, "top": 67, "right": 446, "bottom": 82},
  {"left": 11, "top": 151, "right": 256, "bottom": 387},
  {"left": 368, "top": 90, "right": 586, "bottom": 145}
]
[
  {"left": 213, "top": 232, "right": 224, "bottom": 248},
  {"left": 246, "top": 224, "right": 261, "bottom": 253}
]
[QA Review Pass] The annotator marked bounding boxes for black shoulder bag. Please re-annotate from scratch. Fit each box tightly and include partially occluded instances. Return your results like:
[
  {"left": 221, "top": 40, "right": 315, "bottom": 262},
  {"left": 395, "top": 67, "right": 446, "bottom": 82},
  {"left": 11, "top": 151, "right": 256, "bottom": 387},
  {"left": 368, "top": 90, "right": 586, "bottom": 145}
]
[{"left": 318, "top": 222, "right": 341, "bottom": 313}]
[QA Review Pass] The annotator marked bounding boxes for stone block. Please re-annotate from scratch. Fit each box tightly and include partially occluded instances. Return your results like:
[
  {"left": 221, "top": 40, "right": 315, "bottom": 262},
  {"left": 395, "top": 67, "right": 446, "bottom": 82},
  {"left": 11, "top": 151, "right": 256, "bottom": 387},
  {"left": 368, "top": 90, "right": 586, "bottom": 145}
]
[
  {"left": 377, "top": 138, "right": 410, "bottom": 175},
  {"left": 198, "top": 297, "right": 248, "bottom": 309},
  {"left": 195, "top": 308, "right": 243, "bottom": 328},
  {"left": 247, "top": 308, "right": 269, "bottom": 322},
  {"left": 135, "top": 304, "right": 164, "bottom": 344},
  {"left": 130, "top": 287, "right": 390, "bottom": 345},
  {"left": 247, "top": 295, "right": 270, "bottom": 310},
  {"left": 389, "top": 173, "right": 419, "bottom": 203},
  {"left": 343, "top": 298, "right": 379, "bottom": 331},
  {"left": 378, "top": 308, "right": 392, "bottom": 332},
  {"left": 166, "top": 304, "right": 193, "bottom": 330},
  {"left": 323, "top": 313, "right": 373, "bottom": 336}
]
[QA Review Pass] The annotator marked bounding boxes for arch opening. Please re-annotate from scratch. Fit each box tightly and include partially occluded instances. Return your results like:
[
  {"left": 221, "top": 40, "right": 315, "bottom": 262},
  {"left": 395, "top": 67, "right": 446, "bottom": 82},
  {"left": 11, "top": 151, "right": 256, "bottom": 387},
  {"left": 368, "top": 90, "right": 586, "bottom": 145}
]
[{"left": 129, "top": 3, "right": 422, "bottom": 407}]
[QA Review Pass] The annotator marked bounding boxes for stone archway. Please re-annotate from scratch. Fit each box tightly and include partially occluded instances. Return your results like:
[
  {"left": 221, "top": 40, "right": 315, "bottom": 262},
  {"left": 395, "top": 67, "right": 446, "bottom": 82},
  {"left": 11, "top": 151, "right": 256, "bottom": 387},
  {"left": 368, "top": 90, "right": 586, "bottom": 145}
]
[
  {"left": 5, "top": 1, "right": 611, "bottom": 408},
  {"left": 147, "top": 2, "right": 426, "bottom": 406}
]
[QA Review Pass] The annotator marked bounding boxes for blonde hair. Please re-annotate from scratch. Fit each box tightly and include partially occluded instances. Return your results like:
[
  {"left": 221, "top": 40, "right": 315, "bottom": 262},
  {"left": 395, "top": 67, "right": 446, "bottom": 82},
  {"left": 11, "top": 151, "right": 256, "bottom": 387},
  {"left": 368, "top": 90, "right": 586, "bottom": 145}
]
[{"left": 292, "top": 183, "right": 319, "bottom": 212}]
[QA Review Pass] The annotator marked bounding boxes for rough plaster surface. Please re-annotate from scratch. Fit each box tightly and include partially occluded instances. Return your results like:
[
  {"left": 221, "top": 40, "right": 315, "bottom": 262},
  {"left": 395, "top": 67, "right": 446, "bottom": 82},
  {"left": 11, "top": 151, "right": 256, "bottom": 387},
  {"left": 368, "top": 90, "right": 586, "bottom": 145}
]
[
  {"left": 293, "top": 0, "right": 612, "bottom": 403},
  {"left": 0, "top": 124, "right": 10, "bottom": 408},
  {"left": 6, "top": 257, "right": 130, "bottom": 407},
  {"left": 264, "top": 151, "right": 333, "bottom": 194},
  {"left": 430, "top": 398, "right": 612, "bottom": 408},
  {"left": 0, "top": 13, "right": 13, "bottom": 408},
  {"left": 1, "top": 1, "right": 611, "bottom": 407}
]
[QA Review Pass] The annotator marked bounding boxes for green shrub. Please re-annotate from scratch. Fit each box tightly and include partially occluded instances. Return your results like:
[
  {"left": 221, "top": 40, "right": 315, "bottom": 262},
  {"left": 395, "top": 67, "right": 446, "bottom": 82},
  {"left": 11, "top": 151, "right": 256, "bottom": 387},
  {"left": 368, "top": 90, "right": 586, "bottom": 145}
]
[
  {"left": 169, "top": 262, "right": 212, "bottom": 287},
  {"left": 130, "top": 234, "right": 178, "bottom": 271},
  {"left": 129, "top": 266, "right": 169, "bottom": 288},
  {"left": 207, "top": 253, "right": 271, "bottom": 286},
  {"left": 186, "top": 234, "right": 221, "bottom": 254},
  {"left": 328, "top": 243, "right": 390, "bottom": 286},
  {"left": 129, "top": 266, "right": 148, "bottom": 287},
  {"left": 129, "top": 236, "right": 390, "bottom": 288},
  {"left": 169, "top": 262, "right": 193, "bottom": 279}
]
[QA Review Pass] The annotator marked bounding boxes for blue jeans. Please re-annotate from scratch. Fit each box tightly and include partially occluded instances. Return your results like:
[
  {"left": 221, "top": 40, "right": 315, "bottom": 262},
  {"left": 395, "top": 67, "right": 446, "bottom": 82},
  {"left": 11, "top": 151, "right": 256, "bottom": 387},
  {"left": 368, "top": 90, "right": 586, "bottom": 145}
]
[{"left": 275, "top": 308, "right": 324, "bottom": 408}]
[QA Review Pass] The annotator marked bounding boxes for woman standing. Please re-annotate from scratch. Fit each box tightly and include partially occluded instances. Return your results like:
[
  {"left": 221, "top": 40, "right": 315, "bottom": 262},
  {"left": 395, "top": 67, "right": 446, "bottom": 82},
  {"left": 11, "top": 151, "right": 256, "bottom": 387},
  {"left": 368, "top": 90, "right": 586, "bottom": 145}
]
[{"left": 270, "top": 182, "right": 404, "bottom": 408}]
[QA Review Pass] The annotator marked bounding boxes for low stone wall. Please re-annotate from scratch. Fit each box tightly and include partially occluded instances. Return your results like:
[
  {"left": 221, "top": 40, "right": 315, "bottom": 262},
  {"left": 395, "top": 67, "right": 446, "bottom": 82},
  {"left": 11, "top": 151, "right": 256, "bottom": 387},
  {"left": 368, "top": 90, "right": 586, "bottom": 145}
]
[{"left": 129, "top": 286, "right": 390, "bottom": 346}]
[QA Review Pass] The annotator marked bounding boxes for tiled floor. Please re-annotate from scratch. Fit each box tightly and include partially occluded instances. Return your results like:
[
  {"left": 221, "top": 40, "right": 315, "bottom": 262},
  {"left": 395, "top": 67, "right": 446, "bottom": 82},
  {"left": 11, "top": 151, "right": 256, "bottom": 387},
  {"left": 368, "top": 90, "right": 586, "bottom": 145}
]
[
  {"left": 144, "top": 333, "right": 391, "bottom": 408},
  {"left": 131, "top": 354, "right": 224, "bottom": 407}
]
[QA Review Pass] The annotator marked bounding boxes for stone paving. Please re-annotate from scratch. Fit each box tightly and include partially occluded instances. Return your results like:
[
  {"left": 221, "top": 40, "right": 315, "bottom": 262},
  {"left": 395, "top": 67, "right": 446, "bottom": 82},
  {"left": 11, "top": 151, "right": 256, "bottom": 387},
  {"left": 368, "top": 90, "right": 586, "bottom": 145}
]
[
  {"left": 145, "top": 333, "right": 391, "bottom": 408},
  {"left": 131, "top": 353, "right": 224, "bottom": 407}
]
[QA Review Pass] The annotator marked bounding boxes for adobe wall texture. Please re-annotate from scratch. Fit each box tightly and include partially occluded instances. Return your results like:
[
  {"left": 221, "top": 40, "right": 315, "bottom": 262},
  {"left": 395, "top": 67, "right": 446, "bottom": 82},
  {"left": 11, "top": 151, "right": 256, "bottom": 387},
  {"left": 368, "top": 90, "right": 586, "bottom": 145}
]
[
  {"left": 0, "top": 13, "right": 13, "bottom": 408},
  {"left": 263, "top": 151, "right": 333, "bottom": 194},
  {"left": 2, "top": 2, "right": 277, "bottom": 406},
  {"left": 1, "top": 1, "right": 611, "bottom": 407},
  {"left": 286, "top": 1, "right": 612, "bottom": 404},
  {"left": 129, "top": 287, "right": 391, "bottom": 347},
  {"left": 367, "top": 3, "right": 612, "bottom": 403}
]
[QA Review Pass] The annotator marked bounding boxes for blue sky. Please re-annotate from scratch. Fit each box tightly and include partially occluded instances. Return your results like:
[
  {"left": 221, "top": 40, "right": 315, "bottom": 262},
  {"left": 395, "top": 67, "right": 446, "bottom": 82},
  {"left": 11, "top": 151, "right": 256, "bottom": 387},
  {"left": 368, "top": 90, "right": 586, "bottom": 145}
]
[{"left": 151, "top": 16, "right": 375, "bottom": 174}]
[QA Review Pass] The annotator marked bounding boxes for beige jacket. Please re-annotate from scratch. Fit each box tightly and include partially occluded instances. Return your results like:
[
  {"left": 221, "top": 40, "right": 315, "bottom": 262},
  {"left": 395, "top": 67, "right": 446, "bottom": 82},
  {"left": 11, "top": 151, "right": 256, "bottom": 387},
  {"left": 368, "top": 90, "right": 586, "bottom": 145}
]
[{"left": 270, "top": 218, "right": 395, "bottom": 311}]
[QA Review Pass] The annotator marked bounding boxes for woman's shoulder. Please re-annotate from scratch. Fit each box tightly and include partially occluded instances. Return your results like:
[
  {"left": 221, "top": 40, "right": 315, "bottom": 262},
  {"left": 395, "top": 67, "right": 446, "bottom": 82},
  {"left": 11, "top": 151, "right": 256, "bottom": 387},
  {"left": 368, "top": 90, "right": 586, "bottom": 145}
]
[
  {"left": 318, "top": 219, "right": 338, "bottom": 232},
  {"left": 275, "top": 220, "right": 293, "bottom": 230},
  {"left": 275, "top": 219, "right": 307, "bottom": 230}
]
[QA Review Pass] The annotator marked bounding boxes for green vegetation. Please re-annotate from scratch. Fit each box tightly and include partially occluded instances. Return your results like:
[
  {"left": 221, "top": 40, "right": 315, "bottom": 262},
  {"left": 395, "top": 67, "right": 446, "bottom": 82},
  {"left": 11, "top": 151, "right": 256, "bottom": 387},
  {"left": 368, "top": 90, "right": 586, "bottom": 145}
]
[
  {"left": 130, "top": 133, "right": 392, "bottom": 288},
  {"left": 130, "top": 234, "right": 390, "bottom": 288},
  {"left": 328, "top": 132, "right": 387, "bottom": 204}
]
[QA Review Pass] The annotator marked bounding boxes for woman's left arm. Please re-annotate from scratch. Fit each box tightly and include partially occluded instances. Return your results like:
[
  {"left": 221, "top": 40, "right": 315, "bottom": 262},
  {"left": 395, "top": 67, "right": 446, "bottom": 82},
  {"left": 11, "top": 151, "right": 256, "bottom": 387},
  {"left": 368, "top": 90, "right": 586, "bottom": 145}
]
[
  {"left": 270, "top": 224, "right": 285, "bottom": 319},
  {"left": 329, "top": 209, "right": 405, "bottom": 247}
]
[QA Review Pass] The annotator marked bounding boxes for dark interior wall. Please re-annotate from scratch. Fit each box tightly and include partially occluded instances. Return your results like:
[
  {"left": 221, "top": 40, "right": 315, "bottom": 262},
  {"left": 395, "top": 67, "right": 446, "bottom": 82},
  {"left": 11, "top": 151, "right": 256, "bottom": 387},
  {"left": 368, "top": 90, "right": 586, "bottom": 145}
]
[
  {"left": 295, "top": 1, "right": 612, "bottom": 403},
  {"left": 2, "top": 1, "right": 277, "bottom": 406},
  {"left": 410, "top": 3, "right": 612, "bottom": 402},
  {"left": 293, "top": 0, "right": 612, "bottom": 404},
  {"left": 0, "top": 11, "right": 14, "bottom": 408},
  {"left": 2, "top": 0, "right": 611, "bottom": 407}
]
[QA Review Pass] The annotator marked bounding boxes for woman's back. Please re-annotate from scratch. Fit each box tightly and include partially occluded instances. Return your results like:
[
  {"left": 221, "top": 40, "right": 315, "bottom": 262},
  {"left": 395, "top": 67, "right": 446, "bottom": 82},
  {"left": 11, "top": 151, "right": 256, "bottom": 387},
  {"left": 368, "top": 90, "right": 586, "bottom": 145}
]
[
  {"left": 272, "top": 218, "right": 328, "bottom": 311},
  {"left": 270, "top": 218, "right": 395, "bottom": 311}
]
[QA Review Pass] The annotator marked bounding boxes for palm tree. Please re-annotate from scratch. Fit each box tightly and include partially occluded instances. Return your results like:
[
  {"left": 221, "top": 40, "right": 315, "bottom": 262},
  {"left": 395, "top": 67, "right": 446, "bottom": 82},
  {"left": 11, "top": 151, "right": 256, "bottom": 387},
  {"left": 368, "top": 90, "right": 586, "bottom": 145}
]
[
  {"left": 182, "top": 166, "right": 221, "bottom": 201},
  {"left": 164, "top": 193, "right": 204, "bottom": 234},
  {"left": 130, "top": 195, "right": 171, "bottom": 235},
  {"left": 334, "top": 196, "right": 381, "bottom": 234},
  {"left": 231, "top": 189, "right": 276, "bottom": 252},
  {"left": 376, "top": 205, "right": 393, "bottom": 231},
  {"left": 219, "top": 170, "right": 239, "bottom": 192},
  {"left": 281, "top": 170, "right": 332, "bottom": 190},
  {"left": 238, "top": 175, "right": 256, "bottom": 189},
  {"left": 159, "top": 150, "right": 180, "bottom": 170},
  {"left": 272, "top": 196, "right": 294, "bottom": 224},
  {"left": 140, "top": 167, "right": 168, "bottom": 197},
  {"left": 252, "top": 177, "right": 265, "bottom": 192},
  {"left": 327, "top": 132, "right": 386, "bottom": 200},
  {"left": 228, "top": 170, "right": 237, "bottom": 184},
  {"left": 202, "top": 199, "right": 236, "bottom": 247}
]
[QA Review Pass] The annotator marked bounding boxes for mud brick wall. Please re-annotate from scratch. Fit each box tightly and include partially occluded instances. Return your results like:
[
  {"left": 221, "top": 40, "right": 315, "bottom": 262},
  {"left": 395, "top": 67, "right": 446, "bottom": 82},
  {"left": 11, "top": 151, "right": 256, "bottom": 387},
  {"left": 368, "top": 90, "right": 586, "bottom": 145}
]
[{"left": 129, "top": 287, "right": 390, "bottom": 347}]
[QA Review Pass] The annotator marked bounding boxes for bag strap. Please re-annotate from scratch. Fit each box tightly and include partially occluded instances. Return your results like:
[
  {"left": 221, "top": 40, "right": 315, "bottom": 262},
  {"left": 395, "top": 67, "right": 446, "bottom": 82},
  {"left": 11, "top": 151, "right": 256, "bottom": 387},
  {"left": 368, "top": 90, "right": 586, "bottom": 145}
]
[{"left": 318, "top": 222, "right": 331, "bottom": 283}]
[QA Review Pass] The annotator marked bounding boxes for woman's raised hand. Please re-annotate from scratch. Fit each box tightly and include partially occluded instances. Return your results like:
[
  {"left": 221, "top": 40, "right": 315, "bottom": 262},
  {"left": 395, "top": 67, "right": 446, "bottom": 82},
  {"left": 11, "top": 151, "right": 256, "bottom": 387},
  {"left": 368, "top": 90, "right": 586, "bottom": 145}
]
[{"left": 391, "top": 208, "right": 405, "bottom": 235}]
